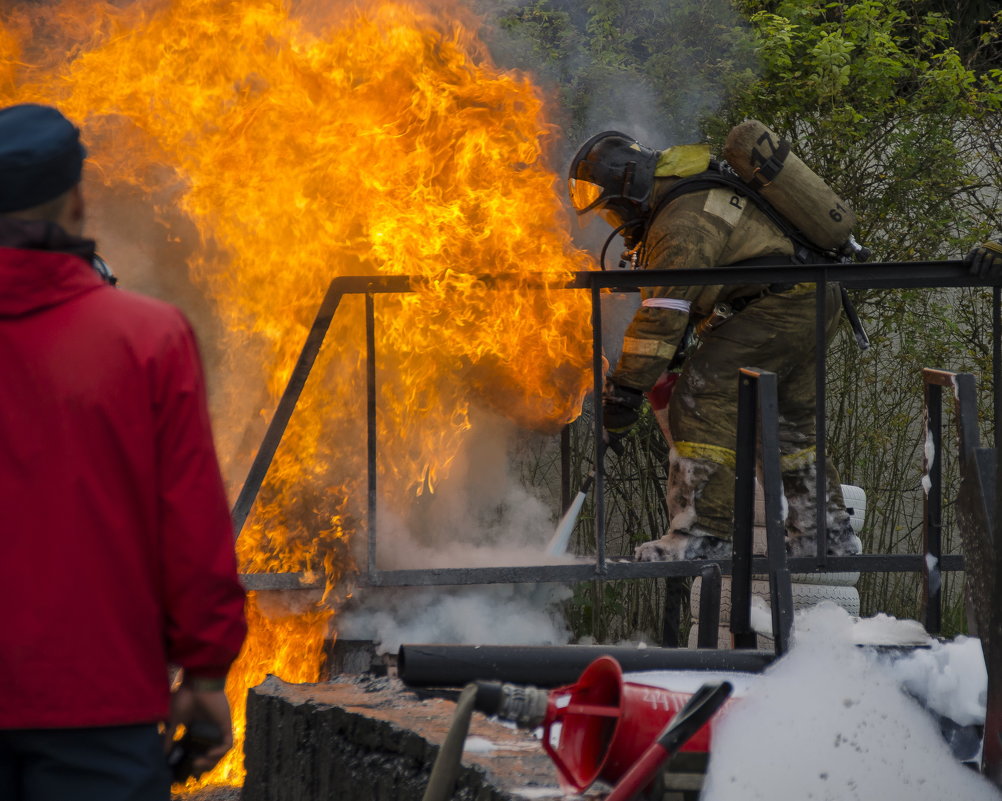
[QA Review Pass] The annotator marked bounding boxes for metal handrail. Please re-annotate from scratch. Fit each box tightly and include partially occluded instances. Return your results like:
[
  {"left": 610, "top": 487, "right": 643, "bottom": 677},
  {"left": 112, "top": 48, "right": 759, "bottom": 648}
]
[{"left": 233, "top": 259, "right": 992, "bottom": 592}]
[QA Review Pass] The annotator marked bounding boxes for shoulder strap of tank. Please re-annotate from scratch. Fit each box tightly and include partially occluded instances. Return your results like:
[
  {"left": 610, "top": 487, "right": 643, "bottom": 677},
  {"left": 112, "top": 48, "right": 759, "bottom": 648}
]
[{"left": 644, "top": 160, "right": 827, "bottom": 262}]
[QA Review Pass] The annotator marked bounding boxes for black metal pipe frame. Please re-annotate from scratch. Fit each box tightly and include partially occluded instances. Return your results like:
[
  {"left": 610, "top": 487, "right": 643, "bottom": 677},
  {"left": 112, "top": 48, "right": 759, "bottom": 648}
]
[
  {"left": 397, "top": 644, "right": 776, "bottom": 688},
  {"left": 815, "top": 278, "right": 828, "bottom": 565},
  {"left": 661, "top": 576, "right": 686, "bottom": 648},
  {"left": 731, "top": 370, "right": 757, "bottom": 650},
  {"left": 922, "top": 371, "right": 944, "bottom": 635},
  {"left": 989, "top": 361, "right": 1002, "bottom": 784},
  {"left": 237, "top": 552, "right": 967, "bottom": 591},
  {"left": 232, "top": 262, "right": 985, "bottom": 588},
  {"left": 590, "top": 282, "right": 607, "bottom": 575},
  {"left": 696, "top": 564, "right": 722, "bottom": 649},
  {"left": 731, "top": 369, "right": 794, "bottom": 655},
  {"left": 995, "top": 286, "right": 1001, "bottom": 451},
  {"left": 560, "top": 426, "right": 571, "bottom": 514},
  {"left": 755, "top": 370, "right": 795, "bottom": 655},
  {"left": 366, "top": 293, "right": 377, "bottom": 576}
]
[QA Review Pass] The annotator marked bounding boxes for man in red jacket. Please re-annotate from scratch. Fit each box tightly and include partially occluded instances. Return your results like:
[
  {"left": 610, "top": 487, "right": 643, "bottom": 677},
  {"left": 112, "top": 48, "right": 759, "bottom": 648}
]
[{"left": 0, "top": 103, "right": 247, "bottom": 800}]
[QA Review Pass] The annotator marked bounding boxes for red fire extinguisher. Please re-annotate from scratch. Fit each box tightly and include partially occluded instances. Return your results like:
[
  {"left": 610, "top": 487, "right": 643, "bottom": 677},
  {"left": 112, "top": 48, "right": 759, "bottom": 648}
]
[{"left": 539, "top": 656, "right": 733, "bottom": 794}]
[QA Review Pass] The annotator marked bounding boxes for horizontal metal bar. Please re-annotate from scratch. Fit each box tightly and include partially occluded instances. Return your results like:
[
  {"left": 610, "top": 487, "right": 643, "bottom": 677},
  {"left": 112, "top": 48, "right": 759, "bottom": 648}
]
[
  {"left": 240, "top": 573, "right": 323, "bottom": 591},
  {"left": 313, "top": 261, "right": 979, "bottom": 299},
  {"left": 571, "top": 259, "right": 977, "bottom": 292},
  {"left": 623, "top": 553, "right": 967, "bottom": 577},
  {"left": 355, "top": 554, "right": 965, "bottom": 588},
  {"left": 242, "top": 553, "right": 964, "bottom": 591},
  {"left": 363, "top": 564, "right": 601, "bottom": 586},
  {"left": 620, "top": 553, "right": 968, "bottom": 578}
]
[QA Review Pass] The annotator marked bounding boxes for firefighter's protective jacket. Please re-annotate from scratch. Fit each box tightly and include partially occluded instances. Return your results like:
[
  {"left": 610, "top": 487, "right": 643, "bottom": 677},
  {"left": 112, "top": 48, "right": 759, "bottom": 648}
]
[
  {"left": 608, "top": 180, "right": 796, "bottom": 391},
  {"left": 0, "top": 221, "right": 247, "bottom": 728}
]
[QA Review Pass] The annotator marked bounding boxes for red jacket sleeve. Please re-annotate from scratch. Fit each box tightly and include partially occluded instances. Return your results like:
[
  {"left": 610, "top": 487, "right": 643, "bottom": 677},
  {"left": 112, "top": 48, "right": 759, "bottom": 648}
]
[{"left": 154, "top": 310, "right": 247, "bottom": 678}]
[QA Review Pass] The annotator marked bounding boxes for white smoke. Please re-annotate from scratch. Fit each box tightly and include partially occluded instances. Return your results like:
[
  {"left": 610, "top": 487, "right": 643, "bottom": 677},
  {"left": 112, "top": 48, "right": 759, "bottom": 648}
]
[
  {"left": 338, "top": 583, "right": 573, "bottom": 655},
  {"left": 338, "top": 408, "right": 584, "bottom": 652}
]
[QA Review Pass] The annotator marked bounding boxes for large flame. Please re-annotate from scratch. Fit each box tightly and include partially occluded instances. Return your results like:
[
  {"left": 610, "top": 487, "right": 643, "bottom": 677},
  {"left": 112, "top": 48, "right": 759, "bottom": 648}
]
[{"left": 2, "top": 0, "right": 595, "bottom": 786}]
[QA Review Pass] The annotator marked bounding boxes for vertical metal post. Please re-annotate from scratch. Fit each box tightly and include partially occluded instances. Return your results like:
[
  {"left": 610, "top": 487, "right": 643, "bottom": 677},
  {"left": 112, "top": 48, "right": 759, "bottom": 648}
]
[
  {"left": 697, "top": 563, "right": 722, "bottom": 649},
  {"left": 661, "top": 578, "right": 685, "bottom": 648},
  {"left": 732, "top": 369, "right": 758, "bottom": 649},
  {"left": 987, "top": 291, "right": 1002, "bottom": 785},
  {"left": 366, "top": 293, "right": 378, "bottom": 578},
  {"left": 987, "top": 290, "right": 1001, "bottom": 784},
  {"left": 994, "top": 286, "right": 1001, "bottom": 450},
  {"left": 758, "top": 370, "right": 794, "bottom": 656},
  {"left": 591, "top": 282, "right": 607, "bottom": 575},
  {"left": 955, "top": 373, "right": 981, "bottom": 459},
  {"left": 815, "top": 277, "right": 828, "bottom": 564},
  {"left": 560, "top": 425, "right": 572, "bottom": 514},
  {"left": 922, "top": 377, "right": 943, "bottom": 635}
]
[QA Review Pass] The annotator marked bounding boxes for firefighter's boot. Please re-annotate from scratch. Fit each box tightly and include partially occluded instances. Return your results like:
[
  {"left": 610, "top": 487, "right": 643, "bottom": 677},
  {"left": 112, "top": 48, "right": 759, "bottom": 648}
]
[
  {"left": 783, "top": 456, "right": 861, "bottom": 557},
  {"left": 635, "top": 448, "right": 732, "bottom": 561}
]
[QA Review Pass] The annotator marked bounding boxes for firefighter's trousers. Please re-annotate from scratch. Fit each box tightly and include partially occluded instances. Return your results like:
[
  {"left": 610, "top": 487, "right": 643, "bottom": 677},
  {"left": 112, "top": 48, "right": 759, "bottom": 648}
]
[{"left": 666, "top": 282, "right": 850, "bottom": 541}]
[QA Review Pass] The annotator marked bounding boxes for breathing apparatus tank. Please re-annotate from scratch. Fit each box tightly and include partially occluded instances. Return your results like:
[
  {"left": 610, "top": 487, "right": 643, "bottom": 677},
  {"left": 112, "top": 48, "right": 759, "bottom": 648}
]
[{"left": 722, "top": 119, "right": 855, "bottom": 251}]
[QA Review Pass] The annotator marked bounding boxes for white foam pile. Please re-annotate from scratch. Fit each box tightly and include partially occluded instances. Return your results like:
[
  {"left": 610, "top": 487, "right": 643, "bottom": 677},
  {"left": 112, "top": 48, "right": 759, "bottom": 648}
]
[{"left": 629, "top": 604, "right": 1002, "bottom": 800}]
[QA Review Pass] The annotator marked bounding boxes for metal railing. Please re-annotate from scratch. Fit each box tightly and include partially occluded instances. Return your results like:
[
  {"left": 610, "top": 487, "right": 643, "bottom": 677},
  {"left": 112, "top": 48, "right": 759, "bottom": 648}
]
[{"left": 233, "top": 259, "right": 988, "bottom": 594}]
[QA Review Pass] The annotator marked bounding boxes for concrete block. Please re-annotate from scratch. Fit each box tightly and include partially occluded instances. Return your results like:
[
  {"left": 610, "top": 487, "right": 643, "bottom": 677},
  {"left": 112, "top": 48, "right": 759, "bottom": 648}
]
[{"left": 242, "top": 674, "right": 602, "bottom": 801}]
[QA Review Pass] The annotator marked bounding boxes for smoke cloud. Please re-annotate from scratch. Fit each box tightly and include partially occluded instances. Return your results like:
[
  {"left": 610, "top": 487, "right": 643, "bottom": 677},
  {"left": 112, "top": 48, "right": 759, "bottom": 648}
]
[
  {"left": 338, "top": 407, "right": 583, "bottom": 651},
  {"left": 339, "top": 583, "right": 573, "bottom": 654}
]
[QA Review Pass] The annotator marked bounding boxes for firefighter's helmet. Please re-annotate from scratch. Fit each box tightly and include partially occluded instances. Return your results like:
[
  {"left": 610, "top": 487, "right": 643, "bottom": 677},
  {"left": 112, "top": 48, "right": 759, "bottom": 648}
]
[{"left": 567, "top": 131, "right": 660, "bottom": 228}]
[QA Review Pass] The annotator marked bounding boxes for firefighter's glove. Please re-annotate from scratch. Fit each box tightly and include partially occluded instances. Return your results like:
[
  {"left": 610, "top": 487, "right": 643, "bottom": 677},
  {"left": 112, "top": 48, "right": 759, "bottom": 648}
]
[
  {"left": 602, "top": 381, "right": 645, "bottom": 452},
  {"left": 966, "top": 239, "right": 1002, "bottom": 281}
]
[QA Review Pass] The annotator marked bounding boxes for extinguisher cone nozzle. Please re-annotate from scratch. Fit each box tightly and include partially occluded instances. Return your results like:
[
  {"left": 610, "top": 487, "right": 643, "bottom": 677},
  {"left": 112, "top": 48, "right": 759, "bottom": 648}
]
[{"left": 540, "top": 656, "right": 735, "bottom": 795}]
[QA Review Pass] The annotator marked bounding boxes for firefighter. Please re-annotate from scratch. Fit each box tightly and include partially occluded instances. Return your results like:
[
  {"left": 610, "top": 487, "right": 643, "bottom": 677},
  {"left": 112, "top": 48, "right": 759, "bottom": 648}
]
[{"left": 567, "top": 130, "right": 861, "bottom": 561}]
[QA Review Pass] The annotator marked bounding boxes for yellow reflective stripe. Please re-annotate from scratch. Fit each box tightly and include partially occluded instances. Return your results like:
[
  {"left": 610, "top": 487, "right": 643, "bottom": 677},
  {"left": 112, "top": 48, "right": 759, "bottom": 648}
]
[
  {"left": 780, "top": 446, "right": 816, "bottom": 471},
  {"left": 621, "top": 336, "right": 677, "bottom": 360},
  {"left": 674, "top": 441, "right": 736, "bottom": 468}
]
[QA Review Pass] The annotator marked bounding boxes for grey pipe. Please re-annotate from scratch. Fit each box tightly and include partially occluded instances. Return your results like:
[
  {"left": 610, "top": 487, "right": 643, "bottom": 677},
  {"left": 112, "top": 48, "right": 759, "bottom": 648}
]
[{"left": 398, "top": 644, "right": 775, "bottom": 688}]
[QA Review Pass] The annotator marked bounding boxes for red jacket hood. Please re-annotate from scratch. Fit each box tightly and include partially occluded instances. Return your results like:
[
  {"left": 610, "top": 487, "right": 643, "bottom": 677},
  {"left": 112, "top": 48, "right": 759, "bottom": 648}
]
[{"left": 0, "top": 246, "right": 105, "bottom": 317}]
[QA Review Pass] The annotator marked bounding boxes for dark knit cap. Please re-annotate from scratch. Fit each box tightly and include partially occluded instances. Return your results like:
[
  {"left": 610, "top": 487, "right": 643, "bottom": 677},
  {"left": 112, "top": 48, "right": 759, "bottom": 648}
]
[{"left": 0, "top": 103, "right": 86, "bottom": 214}]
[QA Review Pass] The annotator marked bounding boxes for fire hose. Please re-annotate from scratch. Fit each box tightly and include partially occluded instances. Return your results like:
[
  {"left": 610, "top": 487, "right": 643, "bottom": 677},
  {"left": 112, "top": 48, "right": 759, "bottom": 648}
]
[{"left": 420, "top": 683, "right": 478, "bottom": 801}]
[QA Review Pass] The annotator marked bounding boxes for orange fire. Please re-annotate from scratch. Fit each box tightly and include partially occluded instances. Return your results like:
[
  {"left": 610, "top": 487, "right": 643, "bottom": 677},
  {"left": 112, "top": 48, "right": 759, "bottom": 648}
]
[{"left": 2, "top": 0, "right": 595, "bottom": 786}]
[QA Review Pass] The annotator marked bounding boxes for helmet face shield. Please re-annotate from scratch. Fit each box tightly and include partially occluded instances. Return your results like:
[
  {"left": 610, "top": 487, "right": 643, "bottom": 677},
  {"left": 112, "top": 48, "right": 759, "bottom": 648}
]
[
  {"left": 567, "top": 131, "right": 659, "bottom": 224},
  {"left": 568, "top": 176, "right": 604, "bottom": 214}
]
